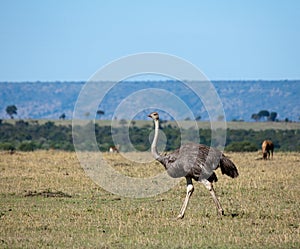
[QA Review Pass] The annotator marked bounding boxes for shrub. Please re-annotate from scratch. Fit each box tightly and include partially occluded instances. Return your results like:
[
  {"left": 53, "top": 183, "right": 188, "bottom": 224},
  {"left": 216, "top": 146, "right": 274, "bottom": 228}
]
[
  {"left": 18, "top": 141, "right": 37, "bottom": 151},
  {"left": 0, "top": 142, "right": 16, "bottom": 151},
  {"left": 225, "top": 141, "right": 258, "bottom": 152}
]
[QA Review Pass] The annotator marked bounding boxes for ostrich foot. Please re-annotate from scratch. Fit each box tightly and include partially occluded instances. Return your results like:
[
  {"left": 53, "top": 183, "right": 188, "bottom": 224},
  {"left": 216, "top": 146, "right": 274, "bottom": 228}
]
[
  {"left": 217, "top": 208, "right": 224, "bottom": 216},
  {"left": 176, "top": 213, "right": 184, "bottom": 219}
]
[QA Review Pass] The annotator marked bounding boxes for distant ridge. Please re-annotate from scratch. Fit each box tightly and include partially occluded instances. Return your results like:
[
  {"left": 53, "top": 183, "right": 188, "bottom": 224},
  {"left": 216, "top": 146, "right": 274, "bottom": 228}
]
[{"left": 0, "top": 80, "right": 299, "bottom": 121}]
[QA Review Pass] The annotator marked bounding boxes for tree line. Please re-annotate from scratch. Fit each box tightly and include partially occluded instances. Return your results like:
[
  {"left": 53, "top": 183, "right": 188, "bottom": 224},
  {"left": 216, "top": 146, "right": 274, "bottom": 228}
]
[{"left": 0, "top": 120, "right": 299, "bottom": 152}]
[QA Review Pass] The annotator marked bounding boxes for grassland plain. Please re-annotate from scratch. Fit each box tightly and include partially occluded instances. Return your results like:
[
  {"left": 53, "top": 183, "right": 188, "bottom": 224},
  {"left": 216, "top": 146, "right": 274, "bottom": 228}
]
[{"left": 0, "top": 150, "right": 299, "bottom": 248}]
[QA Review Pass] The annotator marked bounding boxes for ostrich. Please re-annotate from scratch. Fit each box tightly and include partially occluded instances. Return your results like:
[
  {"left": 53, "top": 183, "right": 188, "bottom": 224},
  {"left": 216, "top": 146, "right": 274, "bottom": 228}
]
[
  {"left": 148, "top": 112, "right": 238, "bottom": 219},
  {"left": 262, "top": 140, "right": 274, "bottom": 160}
]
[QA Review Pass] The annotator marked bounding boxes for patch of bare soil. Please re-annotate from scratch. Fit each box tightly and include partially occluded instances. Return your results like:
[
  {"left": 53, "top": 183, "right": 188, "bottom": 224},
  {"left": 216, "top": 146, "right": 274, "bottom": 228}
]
[{"left": 24, "top": 190, "right": 72, "bottom": 198}]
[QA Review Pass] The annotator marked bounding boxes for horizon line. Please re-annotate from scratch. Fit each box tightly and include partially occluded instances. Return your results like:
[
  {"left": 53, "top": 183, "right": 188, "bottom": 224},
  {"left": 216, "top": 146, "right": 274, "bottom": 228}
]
[{"left": 0, "top": 79, "right": 299, "bottom": 83}]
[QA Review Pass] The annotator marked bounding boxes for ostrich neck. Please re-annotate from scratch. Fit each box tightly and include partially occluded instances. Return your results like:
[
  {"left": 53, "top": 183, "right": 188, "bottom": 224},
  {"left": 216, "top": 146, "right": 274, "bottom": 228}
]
[{"left": 151, "top": 119, "right": 161, "bottom": 160}]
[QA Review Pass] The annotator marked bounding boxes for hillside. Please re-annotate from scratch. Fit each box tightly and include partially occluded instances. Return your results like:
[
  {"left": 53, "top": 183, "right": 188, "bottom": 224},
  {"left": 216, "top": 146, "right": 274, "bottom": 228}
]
[{"left": 0, "top": 80, "right": 299, "bottom": 121}]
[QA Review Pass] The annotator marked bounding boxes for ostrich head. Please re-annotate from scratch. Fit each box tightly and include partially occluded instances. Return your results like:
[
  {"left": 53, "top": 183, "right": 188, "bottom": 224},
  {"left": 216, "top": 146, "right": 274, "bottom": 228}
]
[{"left": 148, "top": 112, "right": 159, "bottom": 121}]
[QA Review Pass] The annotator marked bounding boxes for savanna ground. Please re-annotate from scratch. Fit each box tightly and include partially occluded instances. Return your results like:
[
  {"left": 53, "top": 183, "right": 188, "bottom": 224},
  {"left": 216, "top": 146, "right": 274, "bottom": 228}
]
[{"left": 0, "top": 150, "right": 299, "bottom": 248}]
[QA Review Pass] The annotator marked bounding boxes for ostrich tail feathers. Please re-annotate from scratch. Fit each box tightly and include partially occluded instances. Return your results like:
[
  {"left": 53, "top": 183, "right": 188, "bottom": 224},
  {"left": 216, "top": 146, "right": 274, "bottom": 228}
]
[{"left": 220, "top": 156, "right": 239, "bottom": 178}]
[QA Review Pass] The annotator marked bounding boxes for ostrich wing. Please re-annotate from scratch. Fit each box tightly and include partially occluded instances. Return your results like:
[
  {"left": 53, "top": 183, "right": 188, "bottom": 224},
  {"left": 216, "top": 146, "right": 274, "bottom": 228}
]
[{"left": 158, "top": 143, "right": 223, "bottom": 179}]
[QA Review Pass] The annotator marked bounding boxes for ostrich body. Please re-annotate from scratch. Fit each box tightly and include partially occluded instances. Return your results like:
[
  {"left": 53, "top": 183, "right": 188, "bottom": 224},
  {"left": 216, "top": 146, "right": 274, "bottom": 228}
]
[{"left": 148, "top": 112, "right": 238, "bottom": 219}]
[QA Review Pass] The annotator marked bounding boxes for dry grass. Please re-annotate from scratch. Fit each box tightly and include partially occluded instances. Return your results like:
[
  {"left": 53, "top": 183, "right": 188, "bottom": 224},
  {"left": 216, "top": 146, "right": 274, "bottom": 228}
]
[{"left": 0, "top": 150, "right": 299, "bottom": 248}]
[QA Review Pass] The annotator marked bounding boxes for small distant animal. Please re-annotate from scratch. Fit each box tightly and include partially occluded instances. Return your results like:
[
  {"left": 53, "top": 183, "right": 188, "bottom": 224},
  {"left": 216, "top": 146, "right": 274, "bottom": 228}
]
[
  {"left": 148, "top": 112, "right": 239, "bottom": 219},
  {"left": 9, "top": 148, "right": 16, "bottom": 155},
  {"left": 109, "top": 146, "right": 119, "bottom": 153},
  {"left": 262, "top": 140, "right": 274, "bottom": 160}
]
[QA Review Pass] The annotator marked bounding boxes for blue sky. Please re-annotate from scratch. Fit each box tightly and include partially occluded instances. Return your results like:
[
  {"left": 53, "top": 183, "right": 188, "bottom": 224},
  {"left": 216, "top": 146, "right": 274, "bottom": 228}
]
[{"left": 0, "top": 0, "right": 299, "bottom": 81}]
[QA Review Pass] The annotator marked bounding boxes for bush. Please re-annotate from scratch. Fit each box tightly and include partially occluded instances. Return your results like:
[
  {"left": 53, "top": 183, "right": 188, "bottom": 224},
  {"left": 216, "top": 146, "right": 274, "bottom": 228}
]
[
  {"left": 225, "top": 141, "right": 258, "bottom": 152},
  {"left": 18, "top": 141, "right": 37, "bottom": 151},
  {"left": 0, "top": 142, "right": 16, "bottom": 151}
]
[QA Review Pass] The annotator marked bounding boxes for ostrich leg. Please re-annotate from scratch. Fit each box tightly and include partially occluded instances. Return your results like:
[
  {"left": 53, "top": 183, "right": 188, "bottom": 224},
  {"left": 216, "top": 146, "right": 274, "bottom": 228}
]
[
  {"left": 201, "top": 179, "right": 224, "bottom": 216},
  {"left": 177, "top": 177, "right": 194, "bottom": 219}
]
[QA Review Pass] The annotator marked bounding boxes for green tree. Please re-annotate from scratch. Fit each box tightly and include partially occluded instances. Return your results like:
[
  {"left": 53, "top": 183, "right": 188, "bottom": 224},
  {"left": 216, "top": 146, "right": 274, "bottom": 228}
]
[
  {"left": 18, "top": 141, "right": 37, "bottom": 151},
  {"left": 258, "top": 110, "right": 270, "bottom": 120},
  {"left": 268, "top": 112, "right": 277, "bottom": 121},
  {"left": 225, "top": 141, "right": 258, "bottom": 152},
  {"left": 59, "top": 113, "right": 66, "bottom": 120},
  {"left": 96, "top": 110, "right": 105, "bottom": 119},
  {"left": 6, "top": 105, "right": 17, "bottom": 119},
  {"left": 251, "top": 113, "right": 260, "bottom": 121},
  {"left": 195, "top": 115, "right": 201, "bottom": 121}
]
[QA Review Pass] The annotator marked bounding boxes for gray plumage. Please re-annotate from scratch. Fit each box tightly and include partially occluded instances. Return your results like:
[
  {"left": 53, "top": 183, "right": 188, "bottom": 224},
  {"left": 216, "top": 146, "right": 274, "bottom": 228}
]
[
  {"left": 157, "top": 142, "right": 238, "bottom": 180},
  {"left": 148, "top": 112, "right": 239, "bottom": 219}
]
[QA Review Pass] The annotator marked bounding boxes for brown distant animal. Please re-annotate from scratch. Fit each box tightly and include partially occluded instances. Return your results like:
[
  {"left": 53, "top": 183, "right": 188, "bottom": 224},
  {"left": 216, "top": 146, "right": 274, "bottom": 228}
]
[
  {"left": 109, "top": 146, "right": 119, "bottom": 153},
  {"left": 262, "top": 140, "right": 274, "bottom": 160}
]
